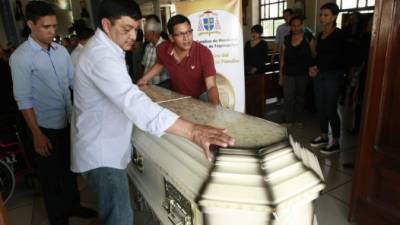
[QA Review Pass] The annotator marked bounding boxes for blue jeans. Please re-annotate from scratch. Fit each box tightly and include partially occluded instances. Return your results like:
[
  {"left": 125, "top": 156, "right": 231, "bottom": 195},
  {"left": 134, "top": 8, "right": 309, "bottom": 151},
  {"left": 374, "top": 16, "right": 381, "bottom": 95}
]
[
  {"left": 313, "top": 70, "right": 344, "bottom": 139},
  {"left": 82, "top": 167, "right": 133, "bottom": 225}
]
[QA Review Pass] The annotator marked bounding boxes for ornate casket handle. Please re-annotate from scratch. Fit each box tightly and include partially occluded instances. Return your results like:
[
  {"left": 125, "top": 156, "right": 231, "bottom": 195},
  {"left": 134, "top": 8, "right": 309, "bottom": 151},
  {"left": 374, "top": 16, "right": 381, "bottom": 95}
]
[
  {"left": 132, "top": 152, "right": 144, "bottom": 172},
  {"left": 162, "top": 198, "right": 192, "bottom": 225}
]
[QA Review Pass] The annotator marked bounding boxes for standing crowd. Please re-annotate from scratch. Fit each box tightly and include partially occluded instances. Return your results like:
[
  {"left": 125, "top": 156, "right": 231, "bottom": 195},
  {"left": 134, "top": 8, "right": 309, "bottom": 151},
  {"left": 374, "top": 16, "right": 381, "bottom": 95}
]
[{"left": 244, "top": 3, "right": 372, "bottom": 155}]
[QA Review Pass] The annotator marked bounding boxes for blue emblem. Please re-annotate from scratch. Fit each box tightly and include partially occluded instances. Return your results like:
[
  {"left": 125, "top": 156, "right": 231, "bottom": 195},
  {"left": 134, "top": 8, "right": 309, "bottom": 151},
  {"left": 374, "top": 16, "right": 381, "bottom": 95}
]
[
  {"left": 203, "top": 17, "right": 215, "bottom": 31},
  {"left": 198, "top": 11, "right": 221, "bottom": 35}
]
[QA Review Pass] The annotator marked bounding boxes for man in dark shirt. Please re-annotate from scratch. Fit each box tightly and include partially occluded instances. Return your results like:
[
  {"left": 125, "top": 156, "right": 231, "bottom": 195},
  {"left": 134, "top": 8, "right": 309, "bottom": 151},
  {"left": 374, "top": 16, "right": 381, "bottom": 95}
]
[{"left": 138, "top": 15, "right": 220, "bottom": 105}]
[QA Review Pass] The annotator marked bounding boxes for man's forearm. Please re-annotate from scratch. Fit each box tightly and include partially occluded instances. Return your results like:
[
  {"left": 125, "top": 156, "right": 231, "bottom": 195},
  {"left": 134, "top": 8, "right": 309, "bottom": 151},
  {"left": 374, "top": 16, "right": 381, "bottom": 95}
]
[
  {"left": 20, "top": 109, "right": 42, "bottom": 135},
  {"left": 166, "top": 118, "right": 195, "bottom": 141},
  {"left": 142, "top": 63, "right": 163, "bottom": 82},
  {"left": 207, "top": 86, "right": 220, "bottom": 105}
]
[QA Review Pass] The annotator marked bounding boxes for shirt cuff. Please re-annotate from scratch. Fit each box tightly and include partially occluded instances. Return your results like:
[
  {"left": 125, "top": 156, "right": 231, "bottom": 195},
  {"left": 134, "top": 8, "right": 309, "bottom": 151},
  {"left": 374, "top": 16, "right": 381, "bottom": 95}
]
[
  {"left": 17, "top": 100, "right": 33, "bottom": 110},
  {"left": 149, "top": 109, "right": 179, "bottom": 137}
]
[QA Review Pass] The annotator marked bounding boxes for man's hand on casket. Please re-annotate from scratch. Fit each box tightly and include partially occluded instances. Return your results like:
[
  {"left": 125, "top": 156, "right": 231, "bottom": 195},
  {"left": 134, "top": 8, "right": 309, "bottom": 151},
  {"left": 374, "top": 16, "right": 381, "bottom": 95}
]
[
  {"left": 190, "top": 124, "right": 235, "bottom": 160},
  {"left": 166, "top": 118, "right": 235, "bottom": 161}
]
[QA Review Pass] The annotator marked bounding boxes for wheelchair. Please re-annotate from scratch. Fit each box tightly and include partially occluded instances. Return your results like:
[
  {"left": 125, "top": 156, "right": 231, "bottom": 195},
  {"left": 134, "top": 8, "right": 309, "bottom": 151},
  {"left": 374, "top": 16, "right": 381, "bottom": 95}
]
[{"left": 0, "top": 114, "right": 35, "bottom": 204}]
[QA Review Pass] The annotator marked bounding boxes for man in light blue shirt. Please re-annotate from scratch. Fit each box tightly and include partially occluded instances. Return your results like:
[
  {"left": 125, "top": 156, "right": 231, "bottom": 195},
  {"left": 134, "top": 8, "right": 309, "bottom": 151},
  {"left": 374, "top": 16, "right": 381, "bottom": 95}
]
[
  {"left": 11, "top": 36, "right": 73, "bottom": 129},
  {"left": 9, "top": 1, "right": 96, "bottom": 224},
  {"left": 270, "top": 8, "right": 294, "bottom": 64}
]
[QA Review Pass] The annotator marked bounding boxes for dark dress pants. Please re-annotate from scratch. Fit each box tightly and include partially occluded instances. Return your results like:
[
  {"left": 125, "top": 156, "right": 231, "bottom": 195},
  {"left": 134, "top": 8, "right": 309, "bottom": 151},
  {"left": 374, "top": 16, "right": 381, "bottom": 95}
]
[
  {"left": 28, "top": 127, "right": 80, "bottom": 225},
  {"left": 313, "top": 70, "right": 344, "bottom": 139}
]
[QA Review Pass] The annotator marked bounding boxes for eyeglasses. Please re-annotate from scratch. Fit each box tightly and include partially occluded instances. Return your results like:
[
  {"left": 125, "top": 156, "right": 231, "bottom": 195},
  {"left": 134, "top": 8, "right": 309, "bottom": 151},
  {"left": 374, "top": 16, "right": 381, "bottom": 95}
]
[{"left": 173, "top": 29, "right": 193, "bottom": 38}]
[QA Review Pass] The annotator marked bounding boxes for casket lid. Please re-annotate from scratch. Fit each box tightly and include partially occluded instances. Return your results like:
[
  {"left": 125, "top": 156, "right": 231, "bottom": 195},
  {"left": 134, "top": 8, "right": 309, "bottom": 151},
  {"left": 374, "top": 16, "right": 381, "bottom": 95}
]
[
  {"left": 140, "top": 85, "right": 190, "bottom": 103},
  {"left": 158, "top": 97, "right": 287, "bottom": 149}
]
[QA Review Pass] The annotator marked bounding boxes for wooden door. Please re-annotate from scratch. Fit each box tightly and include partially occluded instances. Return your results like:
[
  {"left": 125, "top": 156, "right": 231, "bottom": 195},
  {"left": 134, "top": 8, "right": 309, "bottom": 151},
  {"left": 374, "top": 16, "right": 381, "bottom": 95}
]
[{"left": 349, "top": 0, "right": 400, "bottom": 225}]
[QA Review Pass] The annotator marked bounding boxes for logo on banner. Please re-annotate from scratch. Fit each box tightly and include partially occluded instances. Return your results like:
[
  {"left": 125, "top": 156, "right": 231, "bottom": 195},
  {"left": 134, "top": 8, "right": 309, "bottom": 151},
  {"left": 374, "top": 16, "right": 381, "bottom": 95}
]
[{"left": 197, "top": 11, "right": 221, "bottom": 36}]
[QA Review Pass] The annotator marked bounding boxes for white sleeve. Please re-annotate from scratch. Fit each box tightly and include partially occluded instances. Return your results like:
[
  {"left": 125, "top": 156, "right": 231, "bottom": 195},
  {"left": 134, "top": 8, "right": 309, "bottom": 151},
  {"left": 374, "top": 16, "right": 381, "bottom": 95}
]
[{"left": 89, "top": 56, "right": 179, "bottom": 137}]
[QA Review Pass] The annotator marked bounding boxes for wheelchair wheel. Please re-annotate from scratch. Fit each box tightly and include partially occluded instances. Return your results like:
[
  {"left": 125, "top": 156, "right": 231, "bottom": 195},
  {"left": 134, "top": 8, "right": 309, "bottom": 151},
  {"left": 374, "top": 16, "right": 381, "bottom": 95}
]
[{"left": 0, "top": 159, "right": 15, "bottom": 204}]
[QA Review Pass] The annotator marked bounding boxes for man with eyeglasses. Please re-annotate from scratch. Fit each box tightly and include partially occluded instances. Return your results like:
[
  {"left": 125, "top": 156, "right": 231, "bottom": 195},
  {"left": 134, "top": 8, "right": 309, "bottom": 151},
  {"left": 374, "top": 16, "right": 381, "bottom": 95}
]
[
  {"left": 138, "top": 15, "right": 221, "bottom": 105},
  {"left": 71, "top": 2, "right": 234, "bottom": 224}
]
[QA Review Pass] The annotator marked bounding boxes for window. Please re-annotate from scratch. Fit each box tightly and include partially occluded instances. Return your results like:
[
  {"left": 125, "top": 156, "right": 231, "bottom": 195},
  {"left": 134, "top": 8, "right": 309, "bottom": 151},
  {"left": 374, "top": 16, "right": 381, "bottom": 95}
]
[
  {"left": 259, "top": 0, "right": 287, "bottom": 38},
  {"left": 336, "top": 0, "right": 375, "bottom": 28}
]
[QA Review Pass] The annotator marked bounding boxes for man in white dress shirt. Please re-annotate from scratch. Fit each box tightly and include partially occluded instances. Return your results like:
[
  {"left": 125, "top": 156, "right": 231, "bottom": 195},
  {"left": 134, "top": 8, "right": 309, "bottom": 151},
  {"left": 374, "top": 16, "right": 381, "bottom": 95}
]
[
  {"left": 70, "top": 27, "right": 94, "bottom": 69},
  {"left": 70, "top": 1, "right": 234, "bottom": 225}
]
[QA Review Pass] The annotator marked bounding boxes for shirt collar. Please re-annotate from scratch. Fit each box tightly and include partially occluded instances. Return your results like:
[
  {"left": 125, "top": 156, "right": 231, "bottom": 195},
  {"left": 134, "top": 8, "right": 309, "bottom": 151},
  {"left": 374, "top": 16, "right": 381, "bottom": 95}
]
[
  {"left": 94, "top": 28, "right": 125, "bottom": 59},
  {"left": 149, "top": 37, "right": 165, "bottom": 48},
  {"left": 28, "top": 35, "right": 58, "bottom": 52},
  {"left": 155, "top": 37, "right": 164, "bottom": 47},
  {"left": 167, "top": 41, "right": 195, "bottom": 58}
]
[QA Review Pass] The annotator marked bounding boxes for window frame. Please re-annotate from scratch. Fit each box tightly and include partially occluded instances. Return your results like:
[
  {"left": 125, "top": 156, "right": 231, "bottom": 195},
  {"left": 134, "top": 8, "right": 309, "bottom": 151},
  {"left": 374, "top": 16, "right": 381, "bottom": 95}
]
[
  {"left": 336, "top": 0, "right": 375, "bottom": 11},
  {"left": 336, "top": 0, "right": 375, "bottom": 28},
  {"left": 259, "top": 0, "right": 287, "bottom": 39}
]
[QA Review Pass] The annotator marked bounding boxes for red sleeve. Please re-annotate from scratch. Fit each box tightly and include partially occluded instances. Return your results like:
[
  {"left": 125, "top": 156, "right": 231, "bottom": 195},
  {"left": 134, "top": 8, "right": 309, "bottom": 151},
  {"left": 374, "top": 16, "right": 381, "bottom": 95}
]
[{"left": 201, "top": 46, "right": 217, "bottom": 78}]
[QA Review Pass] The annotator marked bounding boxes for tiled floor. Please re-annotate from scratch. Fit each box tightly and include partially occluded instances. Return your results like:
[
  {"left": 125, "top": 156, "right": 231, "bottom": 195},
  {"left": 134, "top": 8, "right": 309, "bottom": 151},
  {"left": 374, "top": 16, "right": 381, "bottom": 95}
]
[{"left": 5, "top": 104, "right": 359, "bottom": 225}]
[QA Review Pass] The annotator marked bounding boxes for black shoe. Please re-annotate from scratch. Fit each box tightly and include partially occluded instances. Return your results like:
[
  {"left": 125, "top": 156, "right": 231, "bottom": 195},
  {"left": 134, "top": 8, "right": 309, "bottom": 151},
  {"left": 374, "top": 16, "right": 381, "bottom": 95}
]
[
  {"left": 70, "top": 206, "right": 97, "bottom": 218},
  {"left": 310, "top": 136, "right": 328, "bottom": 147},
  {"left": 320, "top": 143, "right": 340, "bottom": 155}
]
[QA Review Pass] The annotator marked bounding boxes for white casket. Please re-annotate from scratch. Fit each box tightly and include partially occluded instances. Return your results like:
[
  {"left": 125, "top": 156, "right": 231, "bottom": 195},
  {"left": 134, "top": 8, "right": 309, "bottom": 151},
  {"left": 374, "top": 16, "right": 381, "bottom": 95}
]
[{"left": 128, "top": 86, "right": 325, "bottom": 225}]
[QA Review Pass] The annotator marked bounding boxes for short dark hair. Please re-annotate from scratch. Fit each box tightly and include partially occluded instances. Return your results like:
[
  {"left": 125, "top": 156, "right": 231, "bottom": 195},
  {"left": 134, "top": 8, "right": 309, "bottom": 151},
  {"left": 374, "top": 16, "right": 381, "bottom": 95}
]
[
  {"left": 289, "top": 16, "right": 304, "bottom": 26},
  {"left": 320, "top": 3, "right": 340, "bottom": 16},
  {"left": 77, "top": 27, "right": 94, "bottom": 40},
  {"left": 25, "top": 1, "right": 56, "bottom": 23},
  {"left": 167, "top": 15, "right": 191, "bottom": 35},
  {"left": 97, "top": 0, "right": 142, "bottom": 28},
  {"left": 283, "top": 8, "right": 294, "bottom": 14},
  {"left": 251, "top": 25, "right": 263, "bottom": 34}
]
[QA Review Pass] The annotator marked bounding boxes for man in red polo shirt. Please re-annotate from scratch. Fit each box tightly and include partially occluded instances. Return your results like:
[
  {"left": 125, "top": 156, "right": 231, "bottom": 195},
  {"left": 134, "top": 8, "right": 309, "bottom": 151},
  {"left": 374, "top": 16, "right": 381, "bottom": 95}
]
[{"left": 138, "top": 15, "right": 220, "bottom": 105}]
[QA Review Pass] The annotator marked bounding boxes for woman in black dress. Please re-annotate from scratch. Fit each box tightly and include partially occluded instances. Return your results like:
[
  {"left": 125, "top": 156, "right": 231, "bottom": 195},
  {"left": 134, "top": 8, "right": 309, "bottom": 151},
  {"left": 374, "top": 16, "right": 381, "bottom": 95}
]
[
  {"left": 279, "top": 16, "right": 316, "bottom": 127},
  {"left": 244, "top": 25, "right": 268, "bottom": 74},
  {"left": 309, "top": 3, "right": 345, "bottom": 154}
]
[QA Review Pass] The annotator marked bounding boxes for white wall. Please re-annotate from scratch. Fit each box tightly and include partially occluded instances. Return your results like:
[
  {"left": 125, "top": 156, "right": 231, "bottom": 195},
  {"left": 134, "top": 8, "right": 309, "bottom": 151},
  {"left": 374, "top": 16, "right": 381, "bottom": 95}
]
[{"left": 243, "top": 0, "right": 259, "bottom": 43}]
